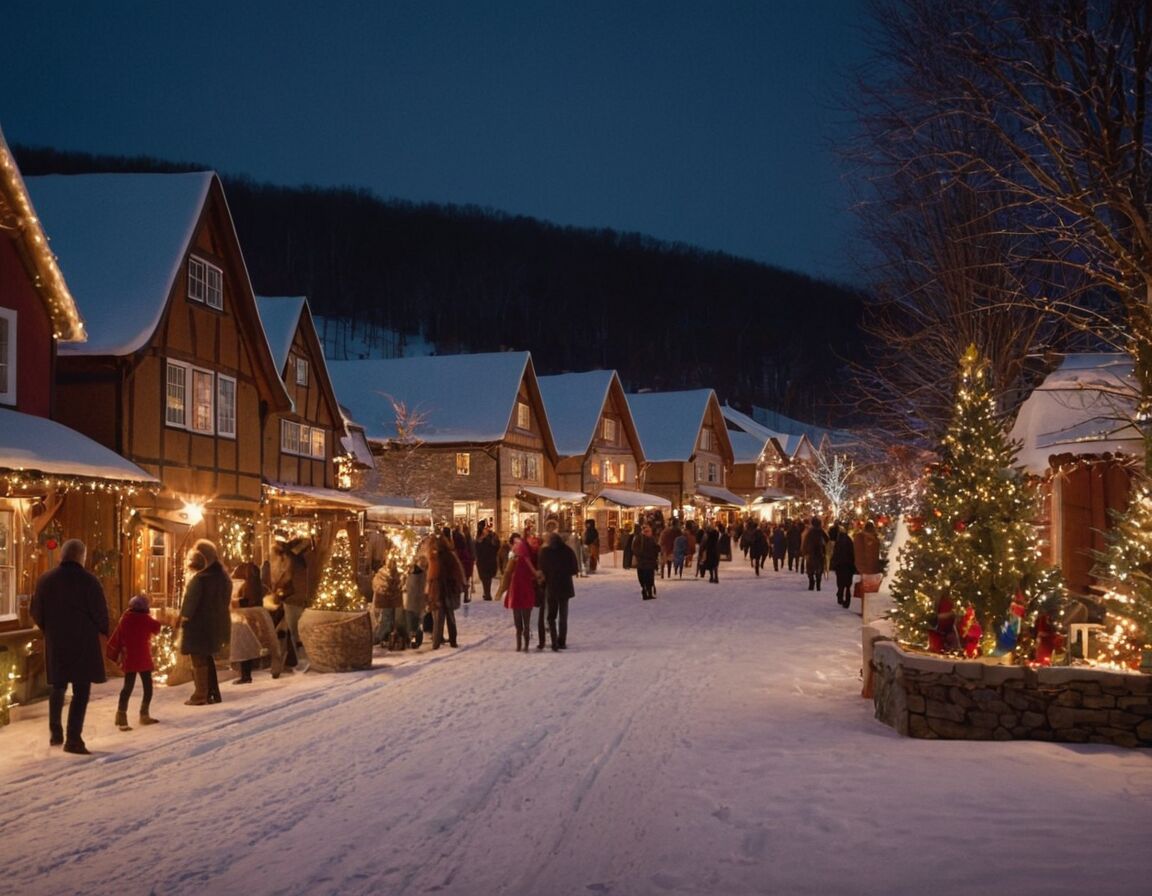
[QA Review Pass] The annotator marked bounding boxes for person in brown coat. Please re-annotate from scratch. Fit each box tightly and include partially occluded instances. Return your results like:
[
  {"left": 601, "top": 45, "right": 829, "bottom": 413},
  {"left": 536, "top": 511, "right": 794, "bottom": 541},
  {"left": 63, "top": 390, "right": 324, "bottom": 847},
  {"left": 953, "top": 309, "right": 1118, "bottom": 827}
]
[
  {"left": 800, "top": 517, "right": 829, "bottom": 592},
  {"left": 31, "top": 539, "right": 109, "bottom": 754},
  {"left": 178, "top": 539, "right": 232, "bottom": 706}
]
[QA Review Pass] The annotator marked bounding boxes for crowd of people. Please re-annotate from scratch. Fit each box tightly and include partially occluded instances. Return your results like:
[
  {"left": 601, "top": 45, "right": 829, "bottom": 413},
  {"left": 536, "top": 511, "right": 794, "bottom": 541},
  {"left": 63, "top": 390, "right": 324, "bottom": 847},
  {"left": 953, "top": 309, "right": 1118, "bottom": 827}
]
[{"left": 29, "top": 514, "right": 883, "bottom": 753}]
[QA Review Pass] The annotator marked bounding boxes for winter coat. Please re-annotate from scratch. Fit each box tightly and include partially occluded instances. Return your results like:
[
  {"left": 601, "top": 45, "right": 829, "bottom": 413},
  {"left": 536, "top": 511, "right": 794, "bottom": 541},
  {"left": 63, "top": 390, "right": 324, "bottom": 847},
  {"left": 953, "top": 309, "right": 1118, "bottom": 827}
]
[
  {"left": 659, "top": 526, "right": 679, "bottom": 560},
  {"left": 771, "top": 527, "right": 787, "bottom": 559},
  {"left": 404, "top": 563, "right": 427, "bottom": 616},
  {"left": 504, "top": 539, "right": 539, "bottom": 610},
  {"left": 179, "top": 562, "right": 232, "bottom": 657},
  {"left": 231, "top": 561, "right": 264, "bottom": 608},
  {"left": 800, "top": 525, "right": 828, "bottom": 571},
  {"left": 474, "top": 532, "right": 501, "bottom": 579},
  {"left": 453, "top": 529, "right": 475, "bottom": 578},
  {"left": 701, "top": 529, "right": 721, "bottom": 568},
  {"left": 372, "top": 564, "right": 404, "bottom": 610},
  {"left": 853, "top": 529, "right": 882, "bottom": 576},
  {"left": 829, "top": 531, "right": 857, "bottom": 576},
  {"left": 538, "top": 537, "right": 579, "bottom": 602},
  {"left": 583, "top": 522, "right": 600, "bottom": 548},
  {"left": 106, "top": 608, "right": 163, "bottom": 673},
  {"left": 31, "top": 560, "right": 110, "bottom": 686},
  {"left": 428, "top": 539, "right": 466, "bottom": 611},
  {"left": 749, "top": 528, "right": 769, "bottom": 560},
  {"left": 673, "top": 534, "right": 689, "bottom": 562},
  {"left": 631, "top": 533, "right": 660, "bottom": 570},
  {"left": 683, "top": 530, "right": 697, "bottom": 565},
  {"left": 265, "top": 538, "right": 313, "bottom": 608},
  {"left": 786, "top": 523, "right": 802, "bottom": 554},
  {"left": 621, "top": 529, "right": 634, "bottom": 568}
]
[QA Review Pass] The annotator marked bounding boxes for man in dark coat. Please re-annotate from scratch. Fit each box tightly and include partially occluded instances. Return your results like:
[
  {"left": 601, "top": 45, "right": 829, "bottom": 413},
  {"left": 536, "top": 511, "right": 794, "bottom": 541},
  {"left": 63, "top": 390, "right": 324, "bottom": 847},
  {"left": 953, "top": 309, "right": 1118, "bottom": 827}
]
[
  {"left": 632, "top": 524, "right": 661, "bottom": 600},
  {"left": 31, "top": 538, "right": 109, "bottom": 754},
  {"left": 538, "top": 532, "right": 579, "bottom": 649},
  {"left": 473, "top": 522, "right": 501, "bottom": 600},
  {"left": 179, "top": 539, "right": 233, "bottom": 705},
  {"left": 583, "top": 519, "right": 600, "bottom": 573}
]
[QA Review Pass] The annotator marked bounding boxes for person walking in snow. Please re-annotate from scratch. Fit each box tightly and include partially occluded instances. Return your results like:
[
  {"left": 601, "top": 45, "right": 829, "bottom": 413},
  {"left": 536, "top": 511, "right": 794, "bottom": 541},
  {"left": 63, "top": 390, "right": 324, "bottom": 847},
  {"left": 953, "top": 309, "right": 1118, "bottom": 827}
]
[
  {"left": 632, "top": 524, "right": 661, "bottom": 600},
  {"left": 828, "top": 523, "right": 858, "bottom": 608},
  {"left": 428, "top": 528, "right": 466, "bottom": 649},
  {"left": 106, "top": 593, "right": 164, "bottom": 730},
  {"left": 501, "top": 532, "right": 541, "bottom": 651},
  {"left": 538, "top": 531, "right": 579, "bottom": 650},
  {"left": 800, "top": 518, "right": 828, "bottom": 592},
  {"left": 405, "top": 554, "right": 428, "bottom": 648},
  {"left": 786, "top": 519, "right": 803, "bottom": 572},
  {"left": 583, "top": 519, "right": 600, "bottom": 573},
  {"left": 31, "top": 538, "right": 110, "bottom": 754},
  {"left": 474, "top": 521, "right": 501, "bottom": 600},
  {"left": 770, "top": 523, "right": 787, "bottom": 571},
  {"left": 748, "top": 523, "right": 769, "bottom": 576},
  {"left": 178, "top": 539, "right": 231, "bottom": 706},
  {"left": 659, "top": 521, "right": 680, "bottom": 580},
  {"left": 672, "top": 528, "right": 689, "bottom": 578}
]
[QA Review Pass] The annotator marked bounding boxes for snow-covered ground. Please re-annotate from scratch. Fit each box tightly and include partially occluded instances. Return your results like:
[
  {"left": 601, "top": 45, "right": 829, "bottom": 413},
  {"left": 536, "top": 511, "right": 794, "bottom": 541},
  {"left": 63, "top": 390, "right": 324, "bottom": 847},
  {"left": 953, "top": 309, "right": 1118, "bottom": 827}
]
[{"left": 3, "top": 556, "right": 1150, "bottom": 896}]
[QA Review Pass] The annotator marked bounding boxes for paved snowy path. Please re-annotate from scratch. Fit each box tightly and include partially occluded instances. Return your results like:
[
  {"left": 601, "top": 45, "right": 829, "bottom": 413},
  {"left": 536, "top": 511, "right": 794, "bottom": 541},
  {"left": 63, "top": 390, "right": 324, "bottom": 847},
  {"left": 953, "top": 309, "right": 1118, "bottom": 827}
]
[{"left": 3, "top": 556, "right": 1150, "bottom": 896}]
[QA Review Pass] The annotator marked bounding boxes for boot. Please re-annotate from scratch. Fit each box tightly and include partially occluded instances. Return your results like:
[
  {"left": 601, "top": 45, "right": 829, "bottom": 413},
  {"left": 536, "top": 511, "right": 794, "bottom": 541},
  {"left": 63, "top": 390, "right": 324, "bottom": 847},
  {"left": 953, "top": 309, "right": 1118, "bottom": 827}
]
[
  {"left": 185, "top": 663, "right": 210, "bottom": 706},
  {"left": 138, "top": 701, "right": 159, "bottom": 725},
  {"left": 115, "top": 710, "right": 132, "bottom": 731}
]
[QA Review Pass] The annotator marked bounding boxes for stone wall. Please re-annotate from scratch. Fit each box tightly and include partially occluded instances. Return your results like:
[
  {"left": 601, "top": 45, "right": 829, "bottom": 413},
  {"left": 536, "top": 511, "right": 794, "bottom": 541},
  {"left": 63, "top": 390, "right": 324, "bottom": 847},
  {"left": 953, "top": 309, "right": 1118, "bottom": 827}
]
[{"left": 871, "top": 639, "right": 1152, "bottom": 748}]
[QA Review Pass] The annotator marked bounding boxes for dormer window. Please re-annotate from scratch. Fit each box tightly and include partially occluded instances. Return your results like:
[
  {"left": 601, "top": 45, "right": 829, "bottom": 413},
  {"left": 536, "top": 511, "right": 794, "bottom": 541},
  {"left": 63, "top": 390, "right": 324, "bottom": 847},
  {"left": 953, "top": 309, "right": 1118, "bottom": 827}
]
[
  {"left": 516, "top": 401, "right": 530, "bottom": 430},
  {"left": 188, "top": 256, "right": 223, "bottom": 310},
  {"left": 602, "top": 418, "right": 617, "bottom": 443},
  {"left": 295, "top": 356, "right": 309, "bottom": 386},
  {"left": 699, "top": 429, "right": 712, "bottom": 451}
]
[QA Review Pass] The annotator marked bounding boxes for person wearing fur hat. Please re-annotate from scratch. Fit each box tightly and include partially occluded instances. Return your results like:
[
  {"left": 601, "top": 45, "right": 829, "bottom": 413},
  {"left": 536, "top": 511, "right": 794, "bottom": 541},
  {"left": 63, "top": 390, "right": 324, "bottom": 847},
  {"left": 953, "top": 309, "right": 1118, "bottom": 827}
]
[
  {"left": 178, "top": 539, "right": 232, "bottom": 706},
  {"left": 106, "top": 594, "right": 164, "bottom": 729}
]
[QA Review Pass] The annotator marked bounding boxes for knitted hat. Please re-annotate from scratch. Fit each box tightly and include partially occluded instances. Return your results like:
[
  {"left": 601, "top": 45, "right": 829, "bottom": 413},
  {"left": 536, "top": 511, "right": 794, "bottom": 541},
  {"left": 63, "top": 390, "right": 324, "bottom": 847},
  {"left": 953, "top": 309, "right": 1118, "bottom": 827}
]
[
  {"left": 192, "top": 538, "right": 220, "bottom": 566},
  {"left": 129, "top": 594, "right": 150, "bottom": 612}
]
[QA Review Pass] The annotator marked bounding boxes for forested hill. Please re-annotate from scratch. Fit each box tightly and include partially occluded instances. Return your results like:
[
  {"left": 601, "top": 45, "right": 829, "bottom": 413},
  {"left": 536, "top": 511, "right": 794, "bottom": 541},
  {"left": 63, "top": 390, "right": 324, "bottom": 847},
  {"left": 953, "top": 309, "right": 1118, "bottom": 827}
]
[{"left": 14, "top": 145, "right": 866, "bottom": 421}]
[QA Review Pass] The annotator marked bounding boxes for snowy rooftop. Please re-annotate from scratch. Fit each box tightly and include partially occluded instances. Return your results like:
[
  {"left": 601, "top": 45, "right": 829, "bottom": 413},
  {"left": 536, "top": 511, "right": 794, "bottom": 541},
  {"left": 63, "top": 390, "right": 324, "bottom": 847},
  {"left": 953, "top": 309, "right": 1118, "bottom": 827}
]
[
  {"left": 327, "top": 352, "right": 536, "bottom": 444},
  {"left": 727, "top": 429, "right": 768, "bottom": 465},
  {"left": 1009, "top": 353, "right": 1142, "bottom": 473},
  {"left": 0, "top": 408, "right": 159, "bottom": 483},
  {"left": 723, "top": 404, "right": 804, "bottom": 461},
  {"left": 537, "top": 370, "right": 618, "bottom": 457},
  {"left": 25, "top": 172, "right": 215, "bottom": 356},
  {"left": 255, "top": 296, "right": 308, "bottom": 374},
  {"left": 627, "top": 389, "right": 717, "bottom": 462}
]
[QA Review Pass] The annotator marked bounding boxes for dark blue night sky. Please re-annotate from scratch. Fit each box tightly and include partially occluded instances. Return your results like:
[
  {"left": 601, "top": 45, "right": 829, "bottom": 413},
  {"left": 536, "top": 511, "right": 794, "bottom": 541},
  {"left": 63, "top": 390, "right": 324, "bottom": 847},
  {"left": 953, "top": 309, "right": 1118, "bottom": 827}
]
[{"left": 1, "top": 1, "right": 873, "bottom": 281}]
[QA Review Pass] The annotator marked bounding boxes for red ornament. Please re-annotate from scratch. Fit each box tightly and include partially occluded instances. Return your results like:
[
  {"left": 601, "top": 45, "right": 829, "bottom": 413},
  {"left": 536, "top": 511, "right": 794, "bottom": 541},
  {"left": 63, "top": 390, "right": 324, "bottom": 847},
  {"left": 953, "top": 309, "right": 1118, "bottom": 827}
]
[
  {"left": 953, "top": 519, "right": 967, "bottom": 533},
  {"left": 876, "top": 514, "right": 890, "bottom": 528},
  {"left": 907, "top": 516, "right": 924, "bottom": 533},
  {"left": 45, "top": 537, "right": 59, "bottom": 551}
]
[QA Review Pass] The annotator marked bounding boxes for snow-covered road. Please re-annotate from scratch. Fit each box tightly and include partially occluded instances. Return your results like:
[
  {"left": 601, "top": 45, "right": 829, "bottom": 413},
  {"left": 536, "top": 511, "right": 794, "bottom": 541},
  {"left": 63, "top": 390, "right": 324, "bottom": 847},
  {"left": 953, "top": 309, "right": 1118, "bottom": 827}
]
[{"left": 3, "top": 556, "right": 1150, "bottom": 896}]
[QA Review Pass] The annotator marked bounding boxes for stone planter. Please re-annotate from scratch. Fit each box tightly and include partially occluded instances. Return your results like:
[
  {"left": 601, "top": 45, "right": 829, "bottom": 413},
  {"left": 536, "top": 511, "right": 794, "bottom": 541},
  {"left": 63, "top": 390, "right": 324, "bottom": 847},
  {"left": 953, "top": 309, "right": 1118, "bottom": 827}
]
[
  {"left": 870, "top": 637, "right": 1152, "bottom": 747},
  {"left": 298, "top": 608, "right": 373, "bottom": 673}
]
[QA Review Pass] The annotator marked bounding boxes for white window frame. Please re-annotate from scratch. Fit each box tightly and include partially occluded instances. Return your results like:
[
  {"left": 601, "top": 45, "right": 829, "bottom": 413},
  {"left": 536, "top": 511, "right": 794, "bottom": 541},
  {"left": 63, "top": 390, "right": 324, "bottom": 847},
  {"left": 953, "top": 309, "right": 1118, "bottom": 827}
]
[
  {"left": 602, "top": 418, "right": 617, "bottom": 443},
  {"left": 188, "top": 255, "right": 224, "bottom": 310},
  {"left": 166, "top": 361, "right": 188, "bottom": 427},
  {"left": 216, "top": 375, "right": 237, "bottom": 439},
  {"left": 708, "top": 462, "right": 718, "bottom": 483},
  {"left": 281, "top": 420, "right": 302, "bottom": 455},
  {"left": 456, "top": 452, "right": 471, "bottom": 476},
  {"left": 309, "top": 427, "right": 326, "bottom": 459},
  {"left": 295, "top": 356, "right": 309, "bottom": 386},
  {"left": 516, "top": 401, "right": 530, "bottom": 430},
  {"left": 191, "top": 368, "right": 215, "bottom": 434},
  {"left": 0, "top": 307, "right": 17, "bottom": 406}
]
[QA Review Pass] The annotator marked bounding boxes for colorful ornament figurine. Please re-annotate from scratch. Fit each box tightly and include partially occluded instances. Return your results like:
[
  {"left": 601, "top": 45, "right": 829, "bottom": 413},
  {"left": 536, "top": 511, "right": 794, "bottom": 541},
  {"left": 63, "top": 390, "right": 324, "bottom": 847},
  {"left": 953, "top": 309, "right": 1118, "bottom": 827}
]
[
  {"left": 927, "top": 595, "right": 958, "bottom": 653},
  {"left": 992, "top": 589, "right": 1027, "bottom": 656},
  {"left": 1031, "top": 613, "right": 1065, "bottom": 666},
  {"left": 957, "top": 605, "right": 982, "bottom": 657}
]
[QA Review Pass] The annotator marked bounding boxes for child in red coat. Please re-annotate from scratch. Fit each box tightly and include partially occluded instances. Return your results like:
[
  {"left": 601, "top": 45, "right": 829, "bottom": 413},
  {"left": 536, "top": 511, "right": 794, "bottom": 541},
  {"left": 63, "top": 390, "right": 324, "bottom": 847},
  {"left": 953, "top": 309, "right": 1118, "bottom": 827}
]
[{"left": 106, "top": 593, "right": 164, "bottom": 730}]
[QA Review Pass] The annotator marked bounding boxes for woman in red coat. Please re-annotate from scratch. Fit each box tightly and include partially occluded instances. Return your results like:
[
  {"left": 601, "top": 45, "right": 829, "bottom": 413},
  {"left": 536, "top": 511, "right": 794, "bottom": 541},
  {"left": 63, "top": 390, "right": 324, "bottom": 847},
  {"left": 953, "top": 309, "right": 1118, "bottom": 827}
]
[
  {"left": 106, "top": 593, "right": 164, "bottom": 730},
  {"left": 503, "top": 533, "right": 541, "bottom": 652}
]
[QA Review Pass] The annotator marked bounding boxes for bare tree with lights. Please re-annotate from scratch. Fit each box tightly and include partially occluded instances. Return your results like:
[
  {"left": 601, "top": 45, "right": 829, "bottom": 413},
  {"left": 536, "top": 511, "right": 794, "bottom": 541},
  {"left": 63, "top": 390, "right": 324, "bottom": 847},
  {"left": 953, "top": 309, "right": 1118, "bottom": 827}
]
[{"left": 850, "top": 0, "right": 1151, "bottom": 458}]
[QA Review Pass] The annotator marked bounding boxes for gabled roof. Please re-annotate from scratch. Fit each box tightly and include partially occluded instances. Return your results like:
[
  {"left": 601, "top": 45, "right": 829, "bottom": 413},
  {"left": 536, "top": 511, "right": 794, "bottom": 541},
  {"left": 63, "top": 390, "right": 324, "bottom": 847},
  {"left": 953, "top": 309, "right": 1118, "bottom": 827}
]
[
  {"left": 728, "top": 429, "right": 769, "bottom": 465},
  {"left": 26, "top": 172, "right": 214, "bottom": 356},
  {"left": 256, "top": 295, "right": 308, "bottom": 372},
  {"left": 1008, "top": 353, "right": 1141, "bottom": 474},
  {"left": 537, "top": 369, "right": 643, "bottom": 463},
  {"left": 722, "top": 404, "right": 787, "bottom": 465},
  {"left": 0, "top": 127, "right": 84, "bottom": 341},
  {"left": 627, "top": 389, "right": 732, "bottom": 463},
  {"left": 0, "top": 407, "right": 158, "bottom": 484},
  {"left": 327, "top": 352, "right": 556, "bottom": 457}
]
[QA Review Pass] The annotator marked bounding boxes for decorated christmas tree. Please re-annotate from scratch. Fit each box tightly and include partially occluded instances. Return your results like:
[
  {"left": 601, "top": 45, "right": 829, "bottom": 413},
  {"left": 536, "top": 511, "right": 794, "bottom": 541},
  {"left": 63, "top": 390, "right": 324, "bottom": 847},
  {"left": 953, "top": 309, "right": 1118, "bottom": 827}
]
[
  {"left": 1091, "top": 487, "right": 1152, "bottom": 665},
  {"left": 314, "top": 529, "right": 363, "bottom": 611},
  {"left": 891, "top": 345, "right": 1061, "bottom": 656}
]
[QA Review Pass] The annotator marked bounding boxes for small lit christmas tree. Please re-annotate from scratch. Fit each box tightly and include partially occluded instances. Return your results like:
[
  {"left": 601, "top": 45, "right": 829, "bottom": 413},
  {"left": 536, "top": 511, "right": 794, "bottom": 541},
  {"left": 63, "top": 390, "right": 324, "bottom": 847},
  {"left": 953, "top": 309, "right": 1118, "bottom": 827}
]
[
  {"left": 314, "top": 529, "right": 363, "bottom": 612},
  {"left": 891, "top": 345, "right": 1062, "bottom": 656},
  {"left": 1091, "top": 487, "right": 1152, "bottom": 665}
]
